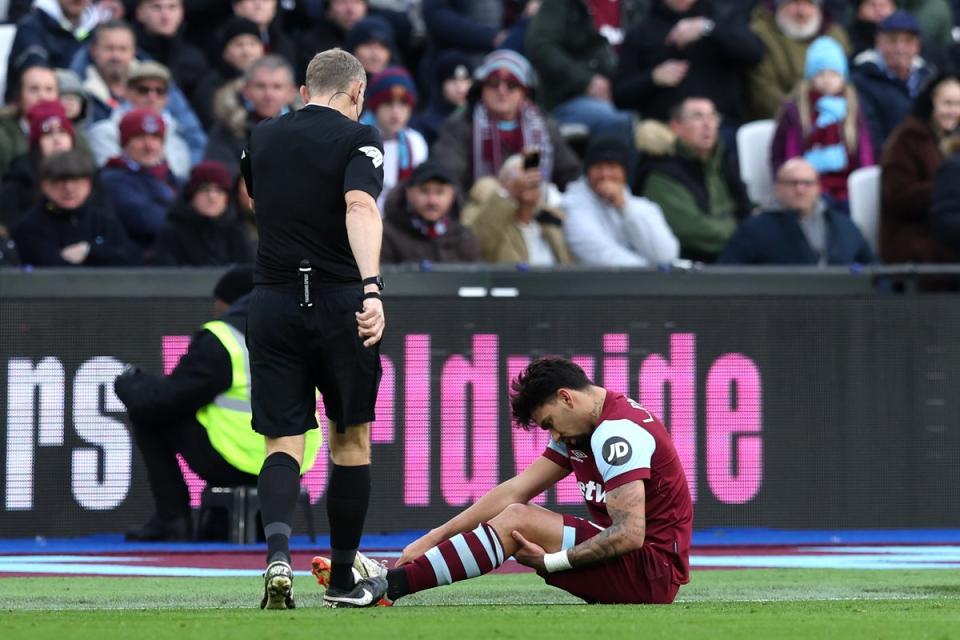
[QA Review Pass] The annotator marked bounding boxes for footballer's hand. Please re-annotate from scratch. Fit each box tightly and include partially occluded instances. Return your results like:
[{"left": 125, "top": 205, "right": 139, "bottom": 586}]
[
  {"left": 395, "top": 530, "right": 440, "bottom": 567},
  {"left": 511, "top": 531, "right": 547, "bottom": 572},
  {"left": 356, "top": 297, "right": 385, "bottom": 347}
]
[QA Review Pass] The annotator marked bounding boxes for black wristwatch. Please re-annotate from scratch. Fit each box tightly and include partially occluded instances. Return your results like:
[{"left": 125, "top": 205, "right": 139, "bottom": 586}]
[{"left": 362, "top": 275, "right": 385, "bottom": 291}]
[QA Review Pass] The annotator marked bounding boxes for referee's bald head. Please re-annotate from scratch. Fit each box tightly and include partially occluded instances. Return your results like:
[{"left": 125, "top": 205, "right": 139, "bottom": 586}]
[{"left": 304, "top": 48, "right": 366, "bottom": 101}]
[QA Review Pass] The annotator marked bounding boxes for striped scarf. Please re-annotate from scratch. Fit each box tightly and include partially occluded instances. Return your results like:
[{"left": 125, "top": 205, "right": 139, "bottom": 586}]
[{"left": 472, "top": 103, "right": 553, "bottom": 183}]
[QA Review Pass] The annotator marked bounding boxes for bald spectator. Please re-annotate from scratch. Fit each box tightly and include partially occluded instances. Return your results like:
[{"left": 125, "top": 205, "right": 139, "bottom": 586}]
[
  {"left": 747, "top": 0, "right": 851, "bottom": 120},
  {"left": 718, "top": 158, "right": 873, "bottom": 264}
]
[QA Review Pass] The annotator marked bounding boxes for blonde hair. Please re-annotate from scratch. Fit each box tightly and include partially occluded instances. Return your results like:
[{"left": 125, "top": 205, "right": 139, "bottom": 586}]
[
  {"left": 303, "top": 48, "right": 365, "bottom": 98},
  {"left": 790, "top": 80, "right": 861, "bottom": 151}
]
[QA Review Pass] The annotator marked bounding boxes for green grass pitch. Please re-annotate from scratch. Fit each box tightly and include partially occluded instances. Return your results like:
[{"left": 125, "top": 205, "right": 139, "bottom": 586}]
[{"left": 1, "top": 570, "right": 959, "bottom": 639}]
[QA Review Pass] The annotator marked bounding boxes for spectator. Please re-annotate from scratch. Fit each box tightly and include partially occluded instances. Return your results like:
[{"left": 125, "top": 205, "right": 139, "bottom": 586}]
[
  {"left": 747, "top": 0, "right": 851, "bottom": 121},
  {"left": 152, "top": 160, "right": 253, "bottom": 266},
  {"left": 14, "top": 150, "right": 141, "bottom": 266},
  {"left": 0, "top": 65, "right": 60, "bottom": 175},
  {"left": 422, "top": 0, "right": 509, "bottom": 65},
  {"left": 100, "top": 108, "right": 180, "bottom": 251},
  {"left": 526, "top": 0, "right": 638, "bottom": 139},
  {"left": 133, "top": 0, "right": 209, "bottom": 99},
  {"left": 410, "top": 50, "right": 473, "bottom": 146},
  {"left": 431, "top": 50, "right": 581, "bottom": 196},
  {"left": 772, "top": 36, "right": 874, "bottom": 205},
  {"left": 614, "top": 0, "right": 765, "bottom": 131},
  {"left": 562, "top": 136, "right": 679, "bottom": 266},
  {"left": 1, "top": 101, "right": 76, "bottom": 230},
  {"left": 853, "top": 10, "right": 934, "bottom": 153},
  {"left": 880, "top": 72, "right": 960, "bottom": 263},
  {"left": 296, "top": 0, "right": 367, "bottom": 76},
  {"left": 462, "top": 152, "right": 574, "bottom": 265},
  {"left": 192, "top": 18, "right": 265, "bottom": 129},
  {"left": 848, "top": 0, "right": 896, "bottom": 57},
  {"left": 6, "top": 0, "right": 106, "bottom": 102},
  {"left": 231, "top": 0, "right": 297, "bottom": 67},
  {"left": 87, "top": 60, "right": 192, "bottom": 179},
  {"left": 930, "top": 138, "right": 960, "bottom": 257},
  {"left": 56, "top": 68, "right": 93, "bottom": 129},
  {"left": 899, "top": 0, "right": 954, "bottom": 52},
  {"left": 635, "top": 98, "right": 749, "bottom": 261},
  {"left": 381, "top": 161, "right": 480, "bottom": 264},
  {"left": 204, "top": 55, "right": 298, "bottom": 178},
  {"left": 718, "top": 157, "right": 874, "bottom": 264},
  {"left": 75, "top": 20, "right": 137, "bottom": 123},
  {"left": 345, "top": 15, "right": 397, "bottom": 79},
  {"left": 363, "top": 67, "right": 428, "bottom": 209}
]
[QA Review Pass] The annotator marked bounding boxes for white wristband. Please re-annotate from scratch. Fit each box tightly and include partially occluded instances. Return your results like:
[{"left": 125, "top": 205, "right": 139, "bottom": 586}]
[{"left": 543, "top": 550, "right": 572, "bottom": 573}]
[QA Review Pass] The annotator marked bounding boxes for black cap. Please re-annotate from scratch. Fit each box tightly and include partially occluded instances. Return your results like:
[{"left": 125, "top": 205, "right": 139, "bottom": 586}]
[
  {"left": 345, "top": 16, "right": 396, "bottom": 53},
  {"left": 220, "top": 17, "right": 261, "bottom": 51},
  {"left": 584, "top": 136, "right": 631, "bottom": 170},
  {"left": 408, "top": 161, "right": 455, "bottom": 187},
  {"left": 213, "top": 266, "right": 254, "bottom": 305}
]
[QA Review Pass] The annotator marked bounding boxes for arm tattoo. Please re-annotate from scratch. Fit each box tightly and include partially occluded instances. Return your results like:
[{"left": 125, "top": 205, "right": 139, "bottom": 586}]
[{"left": 567, "top": 481, "right": 646, "bottom": 568}]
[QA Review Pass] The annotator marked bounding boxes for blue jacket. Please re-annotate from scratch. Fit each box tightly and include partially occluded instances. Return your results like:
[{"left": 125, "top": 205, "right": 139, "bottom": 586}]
[
  {"left": 100, "top": 159, "right": 181, "bottom": 250},
  {"left": 717, "top": 206, "right": 874, "bottom": 265},
  {"left": 851, "top": 51, "right": 934, "bottom": 153},
  {"left": 6, "top": 8, "right": 88, "bottom": 101}
]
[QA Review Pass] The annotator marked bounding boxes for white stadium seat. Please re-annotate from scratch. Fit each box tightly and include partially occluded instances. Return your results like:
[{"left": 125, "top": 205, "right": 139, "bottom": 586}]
[
  {"left": 848, "top": 165, "right": 881, "bottom": 253},
  {"left": 736, "top": 119, "right": 776, "bottom": 209},
  {"left": 0, "top": 23, "right": 17, "bottom": 100}
]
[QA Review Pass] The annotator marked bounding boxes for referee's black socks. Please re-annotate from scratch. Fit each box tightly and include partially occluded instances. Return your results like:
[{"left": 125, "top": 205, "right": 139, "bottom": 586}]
[
  {"left": 258, "top": 452, "right": 301, "bottom": 566},
  {"left": 326, "top": 464, "right": 371, "bottom": 590}
]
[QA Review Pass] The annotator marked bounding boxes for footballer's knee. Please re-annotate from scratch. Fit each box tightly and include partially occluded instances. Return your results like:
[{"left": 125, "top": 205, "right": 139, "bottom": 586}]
[{"left": 492, "top": 502, "right": 536, "bottom": 531}]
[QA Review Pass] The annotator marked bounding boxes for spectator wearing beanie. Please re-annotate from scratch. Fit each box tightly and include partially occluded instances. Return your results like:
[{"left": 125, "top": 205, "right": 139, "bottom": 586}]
[
  {"left": 230, "top": 0, "right": 297, "bottom": 68},
  {"left": 362, "top": 66, "right": 428, "bottom": 209},
  {"left": 192, "top": 18, "right": 265, "bottom": 129},
  {"left": 561, "top": 136, "right": 679, "bottom": 267},
  {"left": 152, "top": 160, "right": 253, "bottom": 266},
  {"left": 431, "top": 49, "right": 581, "bottom": 196},
  {"left": 88, "top": 60, "right": 193, "bottom": 180},
  {"left": 13, "top": 149, "right": 141, "bottom": 267},
  {"left": 345, "top": 15, "right": 397, "bottom": 79},
  {"left": 56, "top": 68, "right": 92, "bottom": 129},
  {"left": 101, "top": 108, "right": 181, "bottom": 252},
  {"left": 410, "top": 50, "right": 473, "bottom": 146},
  {"left": 772, "top": 36, "right": 874, "bottom": 205}
]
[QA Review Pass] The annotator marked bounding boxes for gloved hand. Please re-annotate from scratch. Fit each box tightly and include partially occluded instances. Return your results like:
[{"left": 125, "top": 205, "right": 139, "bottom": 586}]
[
  {"left": 815, "top": 95, "right": 847, "bottom": 128},
  {"left": 804, "top": 144, "right": 848, "bottom": 173}
]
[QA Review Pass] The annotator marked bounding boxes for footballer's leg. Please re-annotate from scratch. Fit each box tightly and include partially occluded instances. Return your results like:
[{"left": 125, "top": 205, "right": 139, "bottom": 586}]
[
  {"left": 381, "top": 504, "right": 566, "bottom": 602},
  {"left": 258, "top": 435, "right": 304, "bottom": 610}
]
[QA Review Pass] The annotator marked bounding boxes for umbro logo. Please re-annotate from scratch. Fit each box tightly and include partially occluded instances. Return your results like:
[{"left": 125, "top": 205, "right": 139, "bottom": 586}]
[{"left": 570, "top": 449, "right": 588, "bottom": 461}]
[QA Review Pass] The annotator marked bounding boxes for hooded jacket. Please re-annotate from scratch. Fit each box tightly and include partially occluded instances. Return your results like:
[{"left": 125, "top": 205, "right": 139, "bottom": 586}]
[
  {"left": 381, "top": 185, "right": 480, "bottom": 264},
  {"left": 151, "top": 198, "right": 253, "bottom": 267}
]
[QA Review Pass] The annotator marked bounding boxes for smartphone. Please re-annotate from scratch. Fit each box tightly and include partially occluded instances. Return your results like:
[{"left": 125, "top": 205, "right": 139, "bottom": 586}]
[{"left": 523, "top": 150, "right": 541, "bottom": 170}]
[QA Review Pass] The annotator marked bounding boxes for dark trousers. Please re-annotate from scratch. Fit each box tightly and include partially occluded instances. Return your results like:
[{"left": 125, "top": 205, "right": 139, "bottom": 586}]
[{"left": 131, "top": 417, "right": 258, "bottom": 520}]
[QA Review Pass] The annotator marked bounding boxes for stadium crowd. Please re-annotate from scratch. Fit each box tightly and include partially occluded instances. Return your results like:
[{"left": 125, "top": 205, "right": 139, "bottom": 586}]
[{"left": 1, "top": 0, "right": 960, "bottom": 269}]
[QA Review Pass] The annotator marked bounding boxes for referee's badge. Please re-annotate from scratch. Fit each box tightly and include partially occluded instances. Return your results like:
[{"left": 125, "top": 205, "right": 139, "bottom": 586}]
[{"left": 359, "top": 146, "right": 384, "bottom": 168}]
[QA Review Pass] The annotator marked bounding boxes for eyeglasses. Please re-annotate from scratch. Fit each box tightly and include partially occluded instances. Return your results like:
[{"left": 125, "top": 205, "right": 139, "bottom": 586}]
[
  {"left": 776, "top": 178, "right": 819, "bottom": 188},
  {"left": 133, "top": 84, "right": 168, "bottom": 96},
  {"left": 484, "top": 76, "right": 523, "bottom": 92}
]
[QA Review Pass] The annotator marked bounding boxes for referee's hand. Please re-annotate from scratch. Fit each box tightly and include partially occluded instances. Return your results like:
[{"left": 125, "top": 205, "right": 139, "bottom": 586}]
[{"left": 356, "top": 297, "right": 386, "bottom": 347}]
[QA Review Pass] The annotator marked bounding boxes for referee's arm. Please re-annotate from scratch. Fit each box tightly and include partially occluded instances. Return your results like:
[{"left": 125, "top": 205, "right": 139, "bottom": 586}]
[{"left": 346, "top": 189, "right": 385, "bottom": 347}]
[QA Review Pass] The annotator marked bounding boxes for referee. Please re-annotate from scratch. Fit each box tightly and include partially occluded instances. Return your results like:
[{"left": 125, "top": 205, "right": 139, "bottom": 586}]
[{"left": 241, "top": 48, "right": 388, "bottom": 610}]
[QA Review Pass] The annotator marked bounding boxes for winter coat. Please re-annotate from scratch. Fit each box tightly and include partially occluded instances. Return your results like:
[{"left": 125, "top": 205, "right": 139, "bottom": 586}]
[
  {"left": 381, "top": 186, "right": 480, "bottom": 264},
  {"left": 634, "top": 120, "right": 749, "bottom": 262},
  {"left": 898, "top": 0, "right": 954, "bottom": 51},
  {"left": 13, "top": 198, "right": 141, "bottom": 266},
  {"left": 191, "top": 61, "right": 244, "bottom": 130},
  {"left": 461, "top": 177, "right": 574, "bottom": 265},
  {"left": 87, "top": 108, "right": 192, "bottom": 180},
  {"left": 526, "top": 0, "right": 648, "bottom": 111},
  {"left": 430, "top": 107, "right": 582, "bottom": 196},
  {"left": 134, "top": 26, "right": 210, "bottom": 101},
  {"left": 717, "top": 206, "right": 874, "bottom": 265},
  {"left": 295, "top": 17, "right": 347, "bottom": 83},
  {"left": 5, "top": 6, "right": 89, "bottom": 102},
  {"left": 746, "top": 5, "right": 850, "bottom": 120},
  {"left": 561, "top": 176, "right": 679, "bottom": 266},
  {"left": 203, "top": 79, "right": 286, "bottom": 178},
  {"left": 614, "top": 0, "right": 764, "bottom": 123},
  {"left": 851, "top": 49, "right": 934, "bottom": 154},
  {"left": 100, "top": 158, "right": 181, "bottom": 250},
  {"left": 929, "top": 151, "right": 960, "bottom": 257},
  {"left": 0, "top": 112, "right": 28, "bottom": 177},
  {"left": 151, "top": 199, "right": 253, "bottom": 267},
  {"left": 880, "top": 114, "right": 955, "bottom": 263}
]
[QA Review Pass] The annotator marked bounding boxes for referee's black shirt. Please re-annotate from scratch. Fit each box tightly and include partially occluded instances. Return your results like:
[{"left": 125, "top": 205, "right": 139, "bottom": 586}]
[{"left": 241, "top": 104, "right": 385, "bottom": 287}]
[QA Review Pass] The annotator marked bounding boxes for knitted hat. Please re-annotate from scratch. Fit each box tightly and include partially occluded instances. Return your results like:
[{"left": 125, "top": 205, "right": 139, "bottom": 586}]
[
  {"left": 186, "top": 160, "right": 232, "bottom": 199},
  {"left": 213, "top": 265, "right": 254, "bottom": 305},
  {"left": 434, "top": 50, "right": 473, "bottom": 87},
  {"left": 474, "top": 50, "right": 535, "bottom": 90},
  {"left": 584, "top": 136, "right": 630, "bottom": 170},
  {"left": 119, "top": 108, "right": 165, "bottom": 147},
  {"left": 878, "top": 9, "right": 922, "bottom": 35},
  {"left": 221, "top": 17, "right": 261, "bottom": 51},
  {"left": 804, "top": 36, "right": 847, "bottom": 81},
  {"left": 366, "top": 66, "right": 418, "bottom": 112},
  {"left": 56, "top": 69, "right": 85, "bottom": 98},
  {"left": 27, "top": 100, "right": 75, "bottom": 148},
  {"left": 345, "top": 15, "right": 395, "bottom": 53},
  {"left": 775, "top": 0, "right": 821, "bottom": 6}
]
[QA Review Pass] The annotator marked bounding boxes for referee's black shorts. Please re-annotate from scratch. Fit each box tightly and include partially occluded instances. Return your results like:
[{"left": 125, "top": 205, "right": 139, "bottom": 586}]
[{"left": 247, "top": 284, "right": 382, "bottom": 436}]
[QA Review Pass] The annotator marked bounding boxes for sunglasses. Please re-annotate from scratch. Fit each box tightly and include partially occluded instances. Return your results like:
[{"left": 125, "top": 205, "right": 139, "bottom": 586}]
[
  {"left": 133, "top": 84, "right": 168, "bottom": 96},
  {"left": 484, "top": 76, "right": 523, "bottom": 92}
]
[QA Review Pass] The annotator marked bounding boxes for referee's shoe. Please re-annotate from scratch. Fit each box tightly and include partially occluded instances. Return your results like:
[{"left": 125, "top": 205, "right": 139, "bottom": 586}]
[{"left": 260, "top": 560, "right": 296, "bottom": 609}]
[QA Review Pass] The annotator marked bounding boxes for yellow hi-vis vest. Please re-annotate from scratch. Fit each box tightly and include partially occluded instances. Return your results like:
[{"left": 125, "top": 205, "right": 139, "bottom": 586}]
[{"left": 195, "top": 320, "right": 321, "bottom": 475}]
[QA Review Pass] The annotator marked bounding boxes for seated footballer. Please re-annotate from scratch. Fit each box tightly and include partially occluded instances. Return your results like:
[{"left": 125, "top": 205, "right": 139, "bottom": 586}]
[{"left": 313, "top": 356, "right": 693, "bottom": 605}]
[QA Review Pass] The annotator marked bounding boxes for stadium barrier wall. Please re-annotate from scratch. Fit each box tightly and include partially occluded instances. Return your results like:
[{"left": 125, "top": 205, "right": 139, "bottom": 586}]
[{"left": 1, "top": 267, "right": 958, "bottom": 536}]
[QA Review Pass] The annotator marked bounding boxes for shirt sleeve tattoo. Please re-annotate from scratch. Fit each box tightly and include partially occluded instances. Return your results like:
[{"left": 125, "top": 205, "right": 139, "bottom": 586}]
[{"left": 566, "top": 480, "right": 646, "bottom": 568}]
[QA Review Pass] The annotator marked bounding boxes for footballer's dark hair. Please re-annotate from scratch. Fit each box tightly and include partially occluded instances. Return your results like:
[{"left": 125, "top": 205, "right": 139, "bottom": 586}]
[{"left": 510, "top": 357, "right": 592, "bottom": 430}]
